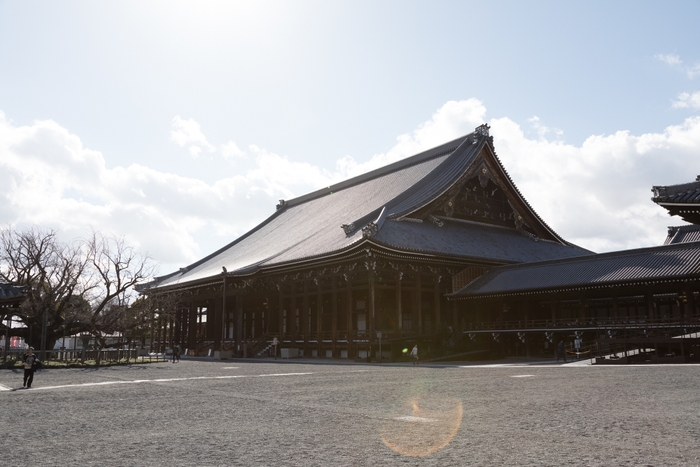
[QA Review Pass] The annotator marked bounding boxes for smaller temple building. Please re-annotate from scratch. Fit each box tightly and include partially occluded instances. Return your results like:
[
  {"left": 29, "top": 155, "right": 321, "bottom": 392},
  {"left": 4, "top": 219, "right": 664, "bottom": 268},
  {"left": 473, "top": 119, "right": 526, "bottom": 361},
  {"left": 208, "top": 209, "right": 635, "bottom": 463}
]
[{"left": 449, "top": 175, "right": 700, "bottom": 363}]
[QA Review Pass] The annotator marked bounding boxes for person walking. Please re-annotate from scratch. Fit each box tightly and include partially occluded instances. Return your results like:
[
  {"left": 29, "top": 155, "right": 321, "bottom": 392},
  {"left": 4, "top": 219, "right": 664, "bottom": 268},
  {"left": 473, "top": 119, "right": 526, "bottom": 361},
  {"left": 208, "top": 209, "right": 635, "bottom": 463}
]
[
  {"left": 22, "top": 347, "right": 40, "bottom": 388},
  {"left": 175, "top": 344, "right": 181, "bottom": 362},
  {"left": 556, "top": 340, "right": 567, "bottom": 363},
  {"left": 410, "top": 345, "right": 419, "bottom": 365}
]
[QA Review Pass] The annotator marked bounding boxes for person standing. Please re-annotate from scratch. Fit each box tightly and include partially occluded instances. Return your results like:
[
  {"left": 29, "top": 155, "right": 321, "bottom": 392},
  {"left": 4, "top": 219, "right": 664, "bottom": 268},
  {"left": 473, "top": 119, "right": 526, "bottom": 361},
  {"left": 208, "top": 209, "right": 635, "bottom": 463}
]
[
  {"left": 22, "top": 347, "right": 39, "bottom": 388},
  {"left": 556, "top": 340, "right": 567, "bottom": 363},
  {"left": 410, "top": 345, "right": 419, "bottom": 365}
]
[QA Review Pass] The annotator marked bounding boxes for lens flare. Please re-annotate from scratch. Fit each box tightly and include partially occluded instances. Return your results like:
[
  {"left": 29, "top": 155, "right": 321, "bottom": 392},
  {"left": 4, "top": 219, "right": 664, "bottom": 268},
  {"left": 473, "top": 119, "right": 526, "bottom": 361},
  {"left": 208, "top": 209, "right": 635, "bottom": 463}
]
[{"left": 381, "top": 396, "right": 463, "bottom": 457}]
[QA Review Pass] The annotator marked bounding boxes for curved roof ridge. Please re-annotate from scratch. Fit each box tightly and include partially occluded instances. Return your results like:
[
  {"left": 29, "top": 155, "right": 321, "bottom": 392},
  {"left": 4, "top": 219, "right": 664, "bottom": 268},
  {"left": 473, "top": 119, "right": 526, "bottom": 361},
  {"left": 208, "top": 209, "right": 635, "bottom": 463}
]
[
  {"left": 281, "top": 134, "right": 470, "bottom": 210},
  {"left": 384, "top": 134, "right": 482, "bottom": 218}
]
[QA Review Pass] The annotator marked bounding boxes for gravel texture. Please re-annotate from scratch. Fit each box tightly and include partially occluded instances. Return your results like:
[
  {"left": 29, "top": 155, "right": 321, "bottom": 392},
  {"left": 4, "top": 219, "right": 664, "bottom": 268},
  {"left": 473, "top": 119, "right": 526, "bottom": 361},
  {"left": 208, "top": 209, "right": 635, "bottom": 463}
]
[{"left": 1, "top": 359, "right": 699, "bottom": 466}]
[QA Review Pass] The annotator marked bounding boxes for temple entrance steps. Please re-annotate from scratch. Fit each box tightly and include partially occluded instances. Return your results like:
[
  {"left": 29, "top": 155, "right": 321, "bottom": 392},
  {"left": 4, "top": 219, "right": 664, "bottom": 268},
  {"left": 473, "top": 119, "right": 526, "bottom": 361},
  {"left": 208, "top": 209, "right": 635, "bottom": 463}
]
[
  {"left": 594, "top": 333, "right": 700, "bottom": 364},
  {"left": 248, "top": 334, "right": 271, "bottom": 356},
  {"left": 194, "top": 340, "right": 214, "bottom": 356},
  {"left": 256, "top": 342, "right": 275, "bottom": 357}
]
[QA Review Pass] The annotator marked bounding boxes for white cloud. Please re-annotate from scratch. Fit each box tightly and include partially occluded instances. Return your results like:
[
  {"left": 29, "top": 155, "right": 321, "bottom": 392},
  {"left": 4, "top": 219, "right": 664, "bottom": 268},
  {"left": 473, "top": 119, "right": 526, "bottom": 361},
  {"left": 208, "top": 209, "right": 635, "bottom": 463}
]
[
  {"left": 655, "top": 53, "right": 700, "bottom": 80},
  {"left": 170, "top": 115, "right": 216, "bottom": 158},
  {"left": 527, "top": 116, "right": 564, "bottom": 140},
  {"left": 1, "top": 101, "right": 698, "bottom": 276},
  {"left": 221, "top": 141, "right": 246, "bottom": 160},
  {"left": 655, "top": 53, "right": 683, "bottom": 66},
  {"left": 672, "top": 91, "right": 700, "bottom": 109},
  {"left": 491, "top": 115, "right": 699, "bottom": 252},
  {"left": 688, "top": 64, "right": 700, "bottom": 80}
]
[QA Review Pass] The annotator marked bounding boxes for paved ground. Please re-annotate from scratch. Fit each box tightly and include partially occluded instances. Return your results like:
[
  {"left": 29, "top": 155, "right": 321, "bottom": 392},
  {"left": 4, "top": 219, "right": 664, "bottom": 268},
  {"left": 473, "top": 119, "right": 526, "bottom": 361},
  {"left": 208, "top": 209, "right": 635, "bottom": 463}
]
[{"left": 1, "top": 358, "right": 699, "bottom": 466}]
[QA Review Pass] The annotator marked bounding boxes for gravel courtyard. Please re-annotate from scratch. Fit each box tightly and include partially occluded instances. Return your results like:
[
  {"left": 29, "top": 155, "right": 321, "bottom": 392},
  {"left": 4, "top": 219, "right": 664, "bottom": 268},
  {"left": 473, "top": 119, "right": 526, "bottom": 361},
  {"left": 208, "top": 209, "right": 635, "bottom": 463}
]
[{"left": 1, "top": 359, "right": 699, "bottom": 466}]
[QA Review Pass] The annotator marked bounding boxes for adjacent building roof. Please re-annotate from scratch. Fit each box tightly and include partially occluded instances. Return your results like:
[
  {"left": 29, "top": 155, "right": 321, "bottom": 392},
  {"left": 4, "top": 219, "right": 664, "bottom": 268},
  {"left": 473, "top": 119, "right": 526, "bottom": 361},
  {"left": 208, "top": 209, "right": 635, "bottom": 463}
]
[
  {"left": 665, "top": 224, "right": 700, "bottom": 245},
  {"left": 652, "top": 176, "right": 700, "bottom": 224},
  {"left": 145, "top": 126, "right": 591, "bottom": 291},
  {"left": 450, "top": 241, "right": 700, "bottom": 299},
  {"left": 0, "top": 281, "right": 27, "bottom": 308}
]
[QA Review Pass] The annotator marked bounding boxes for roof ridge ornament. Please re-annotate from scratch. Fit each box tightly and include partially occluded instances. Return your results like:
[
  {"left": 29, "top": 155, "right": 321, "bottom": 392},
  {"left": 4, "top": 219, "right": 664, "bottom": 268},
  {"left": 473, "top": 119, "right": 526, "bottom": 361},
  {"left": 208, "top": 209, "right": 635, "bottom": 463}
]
[
  {"left": 341, "top": 223, "right": 356, "bottom": 235},
  {"left": 428, "top": 214, "right": 444, "bottom": 228},
  {"left": 276, "top": 199, "right": 287, "bottom": 210},
  {"left": 474, "top": 124, "right": 490, "bottom": 138},
  {"left": 362, "top": 222, "right": 379, "bottom": 238}
]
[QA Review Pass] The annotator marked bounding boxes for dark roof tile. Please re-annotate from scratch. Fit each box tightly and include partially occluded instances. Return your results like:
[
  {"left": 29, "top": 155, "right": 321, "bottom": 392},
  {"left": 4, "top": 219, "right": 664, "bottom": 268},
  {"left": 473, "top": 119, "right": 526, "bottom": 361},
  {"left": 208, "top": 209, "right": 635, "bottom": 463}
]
[{"left": 452, "top": 242, "right": 700, "bottom": 298}]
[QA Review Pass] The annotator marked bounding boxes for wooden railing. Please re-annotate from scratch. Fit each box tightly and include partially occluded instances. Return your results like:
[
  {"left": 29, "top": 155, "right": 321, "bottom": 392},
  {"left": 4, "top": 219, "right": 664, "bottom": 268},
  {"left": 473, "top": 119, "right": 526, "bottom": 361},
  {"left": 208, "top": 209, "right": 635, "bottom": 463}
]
[{"left": 465, "top": 314, "right": 700, "bottom": 332}]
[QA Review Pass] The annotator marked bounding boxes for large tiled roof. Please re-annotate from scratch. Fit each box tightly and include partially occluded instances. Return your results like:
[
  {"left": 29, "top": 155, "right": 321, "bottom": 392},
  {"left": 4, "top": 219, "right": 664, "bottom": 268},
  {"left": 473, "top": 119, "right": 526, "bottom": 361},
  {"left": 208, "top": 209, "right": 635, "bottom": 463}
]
[
  {"left": 451, "top": 242, "right": 700, "bottom": 299},
  {"left": 148, "top": 129, "right": 589, "bottom": 290},
  {"left": 373, "top": 219, "right": 587, "bottom": 264}
]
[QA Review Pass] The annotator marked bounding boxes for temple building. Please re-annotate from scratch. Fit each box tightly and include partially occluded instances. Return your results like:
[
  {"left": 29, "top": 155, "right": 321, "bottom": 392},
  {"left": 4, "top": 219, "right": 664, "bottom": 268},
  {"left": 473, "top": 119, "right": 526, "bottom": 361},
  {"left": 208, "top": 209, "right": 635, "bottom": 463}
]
[
  {"left": 140, "top": 127, "right": 700, "bottom": 363},
  {"left": 139, "top": 125, "right": 590, "bottom": 359}
]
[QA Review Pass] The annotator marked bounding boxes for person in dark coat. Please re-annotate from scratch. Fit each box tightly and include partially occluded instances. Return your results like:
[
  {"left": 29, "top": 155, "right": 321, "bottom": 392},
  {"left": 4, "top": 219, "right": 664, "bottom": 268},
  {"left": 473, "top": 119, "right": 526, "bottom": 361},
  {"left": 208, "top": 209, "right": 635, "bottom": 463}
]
[
  {"left": 556, "top": 340, "right": 567, "bottom": 363},
  {"left": 22, "top": 347, "right": 40, "bottom": 388}
]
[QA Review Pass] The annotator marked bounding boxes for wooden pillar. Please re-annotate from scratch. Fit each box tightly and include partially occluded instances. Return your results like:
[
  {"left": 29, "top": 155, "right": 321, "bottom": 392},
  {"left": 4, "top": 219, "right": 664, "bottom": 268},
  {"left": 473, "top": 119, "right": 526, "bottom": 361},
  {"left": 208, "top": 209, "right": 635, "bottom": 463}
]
[
  {"left": 369, "top": 271, "right": 376, "bottom": 341},
  {"left": 434, "top": 279, "right": 441, "bottom": 334},
  {"left": 452, "top": 299, "right": 457, "bottom": 331},
  {"left": 646, "top": 291, "right": 655, "bottom": 320},
  {"left": 346, "top": 277, "right": 353, "bottom": 357},
  {"left": 396, "top": 277, "right": 402, "bottom": 337},
  {"left": 416, "top": 274, "right": 423, "bottom": 334},
  {"left": 684, "top": 287, "right": 694, "bottom": 319},
  {"left": 235, "top": 294, "right": 243, "bottom": 352},
  {"left": 317, "top": 281, "right": 322, "bottom": 357},
  {"left": 332, "top": 278, "right": 338, "bottom": 357},
  {"left": 302, "top": 280, "right": 309, "bottom": 356},
  {"left": 187, "top": 303, "right": 197, "bottom": 354},
  {"left": 550, "top": 297, "right": 557, "bottom": 322},
  {"left": 290, "top": 290, "right": 297, "bottom": 344},
  {"left": 613, "top": 292, "right": 619, "bottom": 320},
  {"left": 213, "top": 299, "right": 222, "bottom": 352},
  {"left": 173, "top": 309, "right": 181, "bottom": 346},
  {"left": 278, "top": 287, "right": 284, "bottom": 337}
]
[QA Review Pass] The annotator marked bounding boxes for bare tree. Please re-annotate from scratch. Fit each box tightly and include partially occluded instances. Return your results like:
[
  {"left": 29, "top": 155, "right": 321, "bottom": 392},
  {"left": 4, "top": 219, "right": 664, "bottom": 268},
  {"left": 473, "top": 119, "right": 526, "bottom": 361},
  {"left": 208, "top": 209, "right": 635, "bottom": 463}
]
[
  {"left": 0, "top": 227, "right": 157, "bottom": 357},
  {"left": 0, "top": 227, "right": 89, "bottom": 351},
  {"left": 82, "top": 231, "right": 157, "bottom": 353}
]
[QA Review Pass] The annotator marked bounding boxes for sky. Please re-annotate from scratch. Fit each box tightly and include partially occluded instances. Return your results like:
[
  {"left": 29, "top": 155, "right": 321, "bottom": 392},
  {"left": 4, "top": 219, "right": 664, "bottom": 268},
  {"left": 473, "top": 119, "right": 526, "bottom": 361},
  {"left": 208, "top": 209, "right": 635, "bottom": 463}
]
[{"left": 1, "top": 0, "right": 699, "bottom": 277}]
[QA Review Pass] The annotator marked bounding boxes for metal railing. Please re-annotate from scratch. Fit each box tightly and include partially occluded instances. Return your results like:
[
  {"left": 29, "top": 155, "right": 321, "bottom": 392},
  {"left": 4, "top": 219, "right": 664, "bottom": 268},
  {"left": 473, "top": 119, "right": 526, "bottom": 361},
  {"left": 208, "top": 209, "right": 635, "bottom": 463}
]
[{"left": 2, "top": 348, "right": 167, "bottom": 365}]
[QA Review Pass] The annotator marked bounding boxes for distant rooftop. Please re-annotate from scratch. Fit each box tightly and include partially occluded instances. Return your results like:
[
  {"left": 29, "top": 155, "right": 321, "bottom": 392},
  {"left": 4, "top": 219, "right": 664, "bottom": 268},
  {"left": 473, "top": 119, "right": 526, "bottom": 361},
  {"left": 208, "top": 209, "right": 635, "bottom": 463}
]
[
  {"left": 451, "top": 241, "right": 700, "bottom": 299},
  {"left": 652, "top": 176, "right": 700, "bottom": 224}
]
